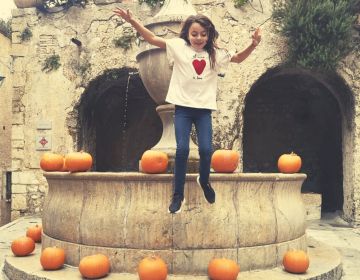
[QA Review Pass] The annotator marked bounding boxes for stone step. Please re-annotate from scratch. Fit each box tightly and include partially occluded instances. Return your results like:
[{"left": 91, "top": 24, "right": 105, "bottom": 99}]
[{"left": 3, "top": 237, "right": 342, "bottom": 280}]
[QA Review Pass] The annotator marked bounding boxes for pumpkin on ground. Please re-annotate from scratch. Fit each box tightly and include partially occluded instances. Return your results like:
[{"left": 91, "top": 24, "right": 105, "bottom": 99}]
[
  {"left": 79, "top": 254, "right": 110, "bottom": 279},
  {"left": 277, "top": 152, "right": 302, "bottom": 173},
  {"left": 211, "top": 150, "right": 239, "bottom": 173},
  {"left": 40, "top": 247, "right": 66, "bottom": 270},
  {"left": 11, "top": 236, "right": 35, "bottom": 257},
  {"left": 140, "top": 150, "right": 168, "bottom": 174},
  {"left": 138, "top": 255, "right": 168, "bottom": 280},
  {"left": 40, "top": 153, "right": 64, "bottom": 171},
  {"left": 64, "top": 151, "right": 93, "bottom": 172},
  {"left": 26, "top": 224, "right": 42, "bottom": 243},
  {"left": 283, "top": 250, "right": 309, "bottom": 274},
  {"left": 208, "top": 258, "right": 240, "bottom": 280}
]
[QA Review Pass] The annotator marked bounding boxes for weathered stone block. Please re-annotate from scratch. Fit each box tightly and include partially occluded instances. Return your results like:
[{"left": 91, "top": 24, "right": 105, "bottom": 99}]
[
  {"left": 12, "top": 112, "right": 25, "bottom": 125},
  {"left": 12, "top": 170, "right": 39, "bottom": 185},
  {"left": 12, "top": 194, "right": 27, "bottom": 210},
  {"left": 12, "top": 148, "right": 24, "bottom": 160},
  {"left": 12, "top": 184, "right": 27, "bottom": 194},
  {"left": 12, "top": 159, "right": 23, "bottom": 171},
  {"left": 11, "top": 125, "right": 24, "bottom": 140}
]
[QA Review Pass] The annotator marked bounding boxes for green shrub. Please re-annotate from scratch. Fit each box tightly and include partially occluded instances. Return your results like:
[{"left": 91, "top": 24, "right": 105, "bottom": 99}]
[
  {"left": 20, "top": 27, "right": 32, "bottom": 42},
  {"left": 234, "top": 0, "right": 250, "bottom": 8},
  {"left": 42, "top": 54, "right": 61, "bottom": 72},
  {"left": 273, "top": 0, "right": 358, "bottom": 71},
  {"left": 113, "top": 34, "right": 136, "bottom": 50},
  {"left": 0, "top": 19, "right": 12, "bottom": 39}
]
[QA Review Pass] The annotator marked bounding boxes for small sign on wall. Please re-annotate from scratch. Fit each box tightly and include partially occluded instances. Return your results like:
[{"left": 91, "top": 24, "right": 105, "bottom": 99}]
[
  {"left": 37, "top": 120, "right": 52, "bottom": 130},
  {"left": 36, "top": 135, "right": 52, "bottom": 150}
]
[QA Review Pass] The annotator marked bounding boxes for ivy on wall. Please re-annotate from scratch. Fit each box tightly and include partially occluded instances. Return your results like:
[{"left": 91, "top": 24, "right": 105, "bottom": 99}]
[
  {"left": 273, "top": 0, "right": 358, "bottom": 71},
  {"left": 0, "top": 19, "right": 11, "bottom": 39},
  {"left": 234, "top": 0, "right": 250, "bottom": 8},
  {"left": 20, "top": 27, "right": 32, "bottom": 42},
  {"left": 42, "top": 54, "right": 61, "bottom": 72}
]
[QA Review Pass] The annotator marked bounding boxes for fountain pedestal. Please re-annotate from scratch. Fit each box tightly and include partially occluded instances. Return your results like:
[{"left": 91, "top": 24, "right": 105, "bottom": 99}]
[
  {"left": 136, "top": 0, "right": 199, "bottom": 169},
  {"left": 42, "top": 172, "right": 307, "bottom": 275}
]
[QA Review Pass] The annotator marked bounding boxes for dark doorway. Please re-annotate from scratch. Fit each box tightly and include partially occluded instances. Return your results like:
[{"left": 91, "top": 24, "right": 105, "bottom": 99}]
[
  {"left": 78, "top": 68, "right": 162, "bottom": 171},
  {"left": 243, "top": 69, "right": 343, "bottom": 212}
]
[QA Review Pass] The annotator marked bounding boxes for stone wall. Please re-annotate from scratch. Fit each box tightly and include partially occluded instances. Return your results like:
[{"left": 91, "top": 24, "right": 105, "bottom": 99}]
[
  {"left": 0, "top": 33, "right": 12, "bottom": 205},
  {"left": 339, "top": 48, "right": 360, "bottom": 225},
  {"left": 6, "top": 0, "right": 360, "bottom": 225}
]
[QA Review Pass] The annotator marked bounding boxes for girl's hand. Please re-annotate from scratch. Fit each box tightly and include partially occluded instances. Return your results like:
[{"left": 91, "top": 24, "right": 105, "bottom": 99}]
[
  {"left": 252, "top": 28, "right": 261, "bottom": 47},
  {"left": 113, "top": 7, "right": 133, "bottom": 23}
]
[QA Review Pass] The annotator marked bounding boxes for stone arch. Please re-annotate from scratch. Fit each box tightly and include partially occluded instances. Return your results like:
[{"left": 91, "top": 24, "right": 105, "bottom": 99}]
[
  {"left": 243, "top": 66, "right": 354, "bottom": 213},
  {"left": 76, "top": 68, "right": 162, "bottom": 171}
]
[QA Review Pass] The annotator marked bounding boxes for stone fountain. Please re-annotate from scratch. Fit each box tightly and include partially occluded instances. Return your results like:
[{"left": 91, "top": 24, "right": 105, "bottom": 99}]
[
  {"left": 39, "top": 0, "right": 309, "bottom": 276},
  {"left": 136, "top": 0, "right": 199, "bottom": 169}
]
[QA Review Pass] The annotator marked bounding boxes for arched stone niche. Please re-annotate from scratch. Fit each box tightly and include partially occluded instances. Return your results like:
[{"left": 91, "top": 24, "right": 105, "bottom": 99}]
[
  {"left": 76, "top": 68, "right": 162, "bottom": 171},
  {"left": 243, "top": 66, "right": 354, "bottom": 213}
]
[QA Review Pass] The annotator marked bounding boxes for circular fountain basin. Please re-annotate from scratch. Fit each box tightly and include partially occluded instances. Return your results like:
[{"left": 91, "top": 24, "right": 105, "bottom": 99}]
[{"left": 42, "top": 172, "right": 307, "bottom": 275}]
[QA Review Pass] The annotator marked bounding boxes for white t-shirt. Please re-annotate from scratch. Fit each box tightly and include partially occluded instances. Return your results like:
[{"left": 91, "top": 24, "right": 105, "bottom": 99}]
[{"left": 165, "top": 38, "right": 233, "bottom": 110}]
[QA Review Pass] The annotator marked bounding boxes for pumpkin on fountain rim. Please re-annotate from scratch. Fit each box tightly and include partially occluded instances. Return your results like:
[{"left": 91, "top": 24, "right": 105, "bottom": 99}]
[
  {"left": 64, "top": 151, "right": 93, "bottom": 172},
  {"left": 277, "top": 152, "right": 302, "bottom": 173},
  {"left": 211, "top": 150, "right": 240, "bottom": 173},
  {"left": 40, "top": 152, "right": 64, "bottom": 172},
  {"left": 140, "top": 150, "right": 168, "bottom": 174}
]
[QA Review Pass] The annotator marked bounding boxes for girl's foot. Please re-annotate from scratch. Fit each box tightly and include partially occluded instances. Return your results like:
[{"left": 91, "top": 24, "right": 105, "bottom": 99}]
[
  {"left": 168, "top": 195, "right": 185, "bottom": 214},
  {"left": 196, "top": 176, "right": 215, "bottom": 203}
]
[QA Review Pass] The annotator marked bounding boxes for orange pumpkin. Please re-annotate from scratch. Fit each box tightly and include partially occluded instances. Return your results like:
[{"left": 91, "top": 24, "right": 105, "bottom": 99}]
[
  {"left": 138, "top": 256, "right": 168, "bottom": 280},
  {"left": 208, "top": 258, "right": 240, "bottom": 280},
  {"left": 26, "top": 224, "right": 42, "bottom": 243},
  {"left": 40, "top": 247, "right": 66, "bottom": 270},
  {"left": 79, "top": 254, "right": 110, "bottom": 279},
  {"left": 64, "top": 151, "right": 93, "bottom": 172},
  {"left": 11, "top": 236, "right": 35, "bottom": 257},
  {"left": 283, "top": 250, "right": 309, "bottom": 274},
  {"left": 40, "top": 153, "right": 64, "bottom": 171},
  {"left": 211, "top": 150, "right": 239, "bottom": 173},
  {"left": 278, "top": 152, "right": 302, "bottom": 173},
  {"left": 140, "top": 150, "right": 168, "bottom": 174},
  {"left": 60, "top": 158, "right": 68, "bottom": 172}
]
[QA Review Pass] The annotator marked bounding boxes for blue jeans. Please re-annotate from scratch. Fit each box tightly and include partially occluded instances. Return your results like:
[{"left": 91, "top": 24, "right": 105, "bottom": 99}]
[{"left": 173, "top": 105, "right": 212, "bottom": 197}]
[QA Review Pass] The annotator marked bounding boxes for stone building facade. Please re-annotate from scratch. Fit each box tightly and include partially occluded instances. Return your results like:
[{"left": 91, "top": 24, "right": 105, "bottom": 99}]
[{"left": 0, "top": 0, "right": 359, "bottom": 225}]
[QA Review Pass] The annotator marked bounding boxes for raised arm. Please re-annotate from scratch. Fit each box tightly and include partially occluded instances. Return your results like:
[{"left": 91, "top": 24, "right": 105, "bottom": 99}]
[
  {"left": 113, "top": 8, "right": 166, "bottom": 49},
  {"left": 230, "top": 28, "right": 261, "bottom": 63}
]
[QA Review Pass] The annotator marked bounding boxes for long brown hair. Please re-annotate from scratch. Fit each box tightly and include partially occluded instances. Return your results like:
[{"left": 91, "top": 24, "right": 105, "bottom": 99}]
[{"left": 179, "top": 14, "right": 218, "bottom": 69}]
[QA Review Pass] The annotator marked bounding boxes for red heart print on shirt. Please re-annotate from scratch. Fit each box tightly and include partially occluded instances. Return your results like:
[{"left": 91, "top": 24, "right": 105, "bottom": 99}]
[{"left": 192, "top": 59, "right": 206, "bottom": 75}]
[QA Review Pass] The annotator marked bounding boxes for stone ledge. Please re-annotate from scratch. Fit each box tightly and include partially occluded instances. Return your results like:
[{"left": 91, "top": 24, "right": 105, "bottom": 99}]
[{"left": 3, "top": 237, "right": 342, "bottom": 280}]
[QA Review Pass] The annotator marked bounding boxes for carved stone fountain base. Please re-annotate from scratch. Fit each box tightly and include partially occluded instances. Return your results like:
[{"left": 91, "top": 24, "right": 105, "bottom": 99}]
[{"left": 41, "top": 172, "right": 308, "bottom": 275}]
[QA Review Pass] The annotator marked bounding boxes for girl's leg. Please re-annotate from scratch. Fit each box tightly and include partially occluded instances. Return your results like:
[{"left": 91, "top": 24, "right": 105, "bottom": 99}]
[
  {"left": 194, "top": 109, "right": 213, "bottom": 185},
  {"left": 173, "top": 106, "right": 193, "bottom": 197},
  {"left": 194, "top": 109, "right": 215, "bottom": 204}
]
